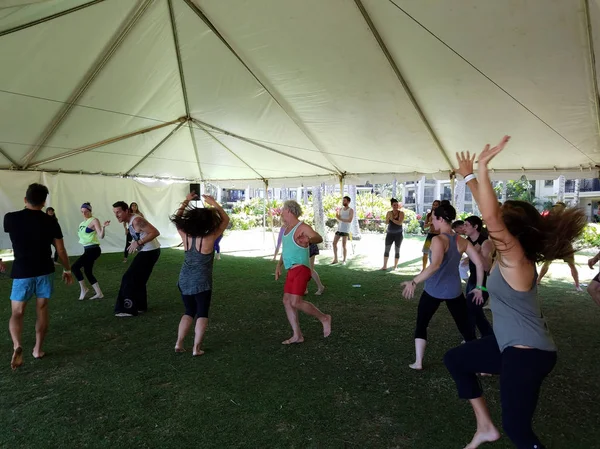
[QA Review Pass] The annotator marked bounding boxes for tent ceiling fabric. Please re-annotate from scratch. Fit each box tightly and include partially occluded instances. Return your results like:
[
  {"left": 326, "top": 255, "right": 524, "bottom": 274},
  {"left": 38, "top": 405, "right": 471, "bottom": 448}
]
[{"left": 1, "top": 0, "right": 600, "bottom": 184}]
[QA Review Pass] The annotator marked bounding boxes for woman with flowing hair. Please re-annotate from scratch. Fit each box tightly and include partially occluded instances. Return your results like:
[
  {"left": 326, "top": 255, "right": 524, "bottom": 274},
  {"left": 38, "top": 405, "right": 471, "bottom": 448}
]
[
  {"left": 444, "top": 137, "right": 587, "bottom": 449},
  {"left": 171, "top": 192, "right": 229, "bottom": 356}
]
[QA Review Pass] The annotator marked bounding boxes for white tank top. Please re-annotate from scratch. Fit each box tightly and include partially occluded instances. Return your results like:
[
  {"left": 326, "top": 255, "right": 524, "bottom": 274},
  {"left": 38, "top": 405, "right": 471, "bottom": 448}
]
[
  {"left": 338, "top": 207, "right": 352, "bottom": 233},
  {"left": 128, "top": 214, "right": 160, "bottom": 252}
]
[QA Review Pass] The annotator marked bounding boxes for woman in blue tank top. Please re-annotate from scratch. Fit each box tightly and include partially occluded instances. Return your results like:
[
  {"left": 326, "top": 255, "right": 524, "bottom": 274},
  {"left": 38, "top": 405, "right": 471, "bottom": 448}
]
[
  {"left": 401, "top": 201, "right": 486, "bottom": 371},
  {"left": 445, "top": 137, "right": 587, "bottom": 449},
  {"left": 170, "top": 192, "right": 230, "bottom": 356}
]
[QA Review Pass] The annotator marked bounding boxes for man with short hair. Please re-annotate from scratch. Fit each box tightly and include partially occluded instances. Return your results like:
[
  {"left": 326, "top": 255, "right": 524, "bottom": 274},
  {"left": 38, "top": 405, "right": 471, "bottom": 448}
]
[
  {"left": 331, "top": 195, "right": 354, "bottom": 264},
  {"left": 276, "top": 200, "right": 331, "bottom": 344},
  {"left": 112, "top": 201, "right": 161, "bottom": 317},
  {"left": 3, "top": 183, "right": 73, "bottom": 370}
]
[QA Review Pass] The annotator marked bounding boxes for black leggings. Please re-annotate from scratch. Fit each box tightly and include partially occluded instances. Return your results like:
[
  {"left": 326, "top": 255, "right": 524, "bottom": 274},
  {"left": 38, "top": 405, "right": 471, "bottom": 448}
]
[
  {"left": 115, "top": 249, "right": 161, "bottom": 315},
  {"left": 444, "top": 335, "right": 557, "bottom": 449},
  {"left": 124, "top": 232, "right": 133, "bottom": 259},
  {"left": 72, "top": 246, "right": 101, "bottom": 284},
  {"left": 414, "top": 291, "right": 475, "bottom": 342},
  {"left": 384, "top": 232, "right": 403, "bottom": 258},
  {"left": 182, "top": 290, "right": 212, "bottom": 318},
  {"left": 465, "top": 278, "right": 493, "bottom": 338}
]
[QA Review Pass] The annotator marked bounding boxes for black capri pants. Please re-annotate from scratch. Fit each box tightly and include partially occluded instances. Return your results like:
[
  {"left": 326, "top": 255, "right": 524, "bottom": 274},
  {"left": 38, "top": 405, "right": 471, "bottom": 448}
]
[
  {"left": 384, "top": 232, "right": 403, "bottom": 258},
  {"left": 72, "top": 245, "right": 101, "bottom": 284},
  {"left": 182, "top": 290, "right": 212, "bottom": 318},
  {"left": 444, "top": 335, "right": 557, "bottom": 449},
  {"left": 414, "top": 290, "right": 475, "bottom": 342}
]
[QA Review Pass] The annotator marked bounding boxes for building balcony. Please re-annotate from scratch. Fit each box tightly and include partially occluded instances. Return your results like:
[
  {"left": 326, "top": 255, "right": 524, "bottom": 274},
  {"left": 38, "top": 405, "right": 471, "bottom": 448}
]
[{"left": 565, "top": 179, "right": 600, "bottom": 193}]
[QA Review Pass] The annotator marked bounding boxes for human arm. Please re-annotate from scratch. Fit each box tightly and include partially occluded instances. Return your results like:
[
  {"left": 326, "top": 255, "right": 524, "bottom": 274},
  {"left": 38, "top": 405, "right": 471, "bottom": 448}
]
[
  {"left": 91, "top": 218, "right": 110, "bottom": 239},
  {"left": 385, "top": 211, "right": 392, "bottom": 225},
  {"left": 53, "top": 238, "right": 73, "bottom": 285},
  {"left": 343, "top": 208, "right": 354, "bottom": 223},
  {"left": 296, "top": 224, "right": 323, "bottom": 247},
  {"left": 177, "top": 192, "right": 198, "bottom": 217},
  {"left": 275, "top": 254, "right": 283, "bottom": 280},
  {"left": 128, "top": 217, "right": 160, "bottom": 252},
  {"left": 0, "top": 259, "right": 5, "bottom": 273},
  {"left": 202, "top": 194, "right": 230, "bottom": 238},
  {"left": 390, "top": 211, "right": 405, "bottom": 226},
  {"left": 401, "top": 236, "right": 445, "bottom": 298},
  {"left": 463, "top": 240, "right": 485, "bottom": 304},
  {"left": 273, "top": 227, "right": 285, "bottom": 261},
  {"left": 588, "top": 250, "right": 600, "bottom": 269},
  {"left": 480, "top": 239, "right": 494, "bottom": 272}
]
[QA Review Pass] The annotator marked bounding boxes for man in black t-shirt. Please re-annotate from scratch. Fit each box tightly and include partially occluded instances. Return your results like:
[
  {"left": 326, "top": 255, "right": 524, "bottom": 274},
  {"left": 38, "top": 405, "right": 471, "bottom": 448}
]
[{"left": 3, "top": 183, "right": 73, "bottom": 370}]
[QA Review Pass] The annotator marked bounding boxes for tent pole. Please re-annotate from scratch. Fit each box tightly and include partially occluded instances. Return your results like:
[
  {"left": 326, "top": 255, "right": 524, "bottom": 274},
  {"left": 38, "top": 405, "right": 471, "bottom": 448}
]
[
  {"left": 29, "top": 117, "right": 186, "bottom": 168},
  {"left": 353, "top": 0, "right": 453, "bottom": 171},
  {"left": 125, "top": 121, "right": 187, "bottom": 174},
  {"left": 584, "top": 0, "right": 600, "bottom": 143},
  {"left": 22, "top": 0, "right": 153, "bottom": 169},
  {"left": 0, "top": 145, "right": 19, "bottom": 168},
  {"left": 450, "top": 172, "right": 456, "bottom": 208}
]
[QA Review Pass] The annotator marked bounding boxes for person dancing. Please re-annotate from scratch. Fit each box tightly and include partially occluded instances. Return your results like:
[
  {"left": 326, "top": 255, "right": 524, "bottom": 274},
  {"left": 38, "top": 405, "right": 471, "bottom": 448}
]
[
  {"left": 123, "top": 202, "right": 144, "bottom": 263},
  {"left": 444, "top": 137, "right": 586, "bottom": 449},
  {"left": 421, "top": 200, "right": 441, "bottom": 270},
  {"left": 463, "top": 216, "right": 494, "bottom": 338},
  {"left": 72, "top": 203, "right": 110, "bottom": 300},
  {"left": 276, "top": 200, "right": 331, "bottom": 344},
  {"left": 401, "top": 200, "right": 485, "bottom": 370},
  {"left": 112, "top": 201, "right": 161, "bottom": 317},
  {"left": 305, "top": 243, "right": 325, "bottom": 295},
  {"left": 381, "top": 198, "right": 405, "bottom": 270},
  {"left": 331, "top": 196, "right": 354, "bottom": 264},
  {"left": 171, "top": 192, "right": 229, "bottom": 356}
]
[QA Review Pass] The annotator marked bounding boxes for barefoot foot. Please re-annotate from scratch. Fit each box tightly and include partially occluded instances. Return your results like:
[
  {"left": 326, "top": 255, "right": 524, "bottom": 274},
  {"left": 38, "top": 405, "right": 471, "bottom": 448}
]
[
  {"left": 11, "top": 347, "right": 23, "bottom": 370},
  {"left": 174, "top": 346, "right": 186, "bottom": 353},
  {"left": 192, "top": 350, "right": 205, "bottom": 356},
  {"left": 315, "top": 286, "right": 325, "bottom": 296},
  {"left": 464, "top": 427, "right": 501, "bottom": 449},
  {"left": 409, "top": 362, "right": 423, "bottom": 370},
  {"left": 322, "top": 314, "right": 332, "bottom": 338},
  {"left": 282, "top": 336, "right": 304, "bottom": 345},
  {"left": 380, "top": 266, "right": 387, "bottom": 271},
  {"left": 32, "top": 350, "right": 45, "bottom": 359},
  {"left": 330, "top": 260, "right": 338, "bottom": 265}
]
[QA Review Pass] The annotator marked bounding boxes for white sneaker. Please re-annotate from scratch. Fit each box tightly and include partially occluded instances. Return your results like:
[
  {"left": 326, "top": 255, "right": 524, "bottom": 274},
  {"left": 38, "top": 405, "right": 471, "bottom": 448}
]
[{"left": 115, "top": 313, "right": 134, "bottom": 317}]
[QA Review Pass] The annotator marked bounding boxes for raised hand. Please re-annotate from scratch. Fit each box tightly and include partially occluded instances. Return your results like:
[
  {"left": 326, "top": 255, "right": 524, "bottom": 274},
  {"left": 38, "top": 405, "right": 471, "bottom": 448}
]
[
  {"left": 202, "top": 194, "right": 217, "bottom": 207},
  {"left": 478, "top": 135, "right": 511, "bottom": 167},
  {"left": 186, "top": 191, "right": 199, "bottom": 202},
  {"left": 455, "top": 151, "right": 476, "bottom": 178},
  {"left": 103, "top": 220, "right": 111, "bottom": 227}
]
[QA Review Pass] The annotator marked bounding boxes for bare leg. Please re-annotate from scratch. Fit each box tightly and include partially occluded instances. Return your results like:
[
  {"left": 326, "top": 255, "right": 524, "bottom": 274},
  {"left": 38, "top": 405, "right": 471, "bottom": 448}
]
[
  {"left": 568, "top": 262, "right": 581, "bottom": 291},
  {"left": 310, "top": 257, "right": 325, "bottom": 294},
  {"left": 9, "top": 301, "right": 26, "bottom": 370},
  {"left": 193, "top": 317, "right": 208, "bottom": 356},
  {"left": 381, "top": 256, "right": 389, "bottom": 270},
  {"left": 78, "top": 280, "right": 89, "bottom": 300},
  {"left": 422, "top": 254, "right": 428, "bottom": 271},
  {"left": 290, "top": 295, "right": 331, "bottom": 337},
  {"left": 464, "top": 397, "right": 501, "bottom": 448},
  {"left": 342, "top": 236, "right": 348, "bottom": 263},
  {"left": 282, "top": 294, "right": 303, "bottom": 344},
  {"left": 537, "top": 261, "right": 551, "bottom": 285},
  {"left": 331, "top": 235, "right": 340, "bottom": 263},
  {"left": 175, "top": 315, "right": 193, "bottom": 352},
  {"left": 409, "top": 338, "right": 426, "bottom": 370},
  {"left": 32, "top": 298, "right": 49, "bottom": 359},
  {"left": 587, "top": 280, "right": 600, "bottom": 306},
  {"left": 393, "top": 257, "right": 399, "bottom": 270}
]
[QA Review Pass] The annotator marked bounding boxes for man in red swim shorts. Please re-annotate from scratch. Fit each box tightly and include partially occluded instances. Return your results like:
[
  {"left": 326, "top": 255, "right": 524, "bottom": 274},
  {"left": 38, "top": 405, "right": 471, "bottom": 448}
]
[{"left": 276, "top": 200, "right": 332, "bottom": 344}]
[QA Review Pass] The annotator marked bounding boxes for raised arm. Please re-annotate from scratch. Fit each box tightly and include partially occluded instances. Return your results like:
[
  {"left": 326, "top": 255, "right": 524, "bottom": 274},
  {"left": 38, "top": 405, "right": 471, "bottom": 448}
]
[
  {"left": 297, "top": 223, "right": 323, "bottom": 247},
  {"left": 202, "top": 194, "right": 230, "bottom": 237},
  {"left": 177, "top": 192, "right": 198, "bottom": 217},
  {"left": 91, "top": 217, "right": 110, "bottom": 239}
]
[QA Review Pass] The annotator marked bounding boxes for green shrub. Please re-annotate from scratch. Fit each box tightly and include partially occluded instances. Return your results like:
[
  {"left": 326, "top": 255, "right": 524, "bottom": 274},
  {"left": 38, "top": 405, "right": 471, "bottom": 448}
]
[{"left": 576, "top": 223, "right": 600, "bottom": 249}]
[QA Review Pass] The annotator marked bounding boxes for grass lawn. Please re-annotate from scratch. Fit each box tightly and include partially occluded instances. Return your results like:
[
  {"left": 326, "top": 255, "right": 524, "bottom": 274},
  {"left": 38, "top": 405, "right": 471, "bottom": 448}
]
[{"left": 0, "top": 248, "right": 599, "bottom": 448}]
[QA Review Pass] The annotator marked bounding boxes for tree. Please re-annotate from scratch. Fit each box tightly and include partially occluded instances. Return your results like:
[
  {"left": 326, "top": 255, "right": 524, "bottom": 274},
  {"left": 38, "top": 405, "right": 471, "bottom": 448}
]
[{"left": 494, "top": 179, "right": 536, "bottom": 205}]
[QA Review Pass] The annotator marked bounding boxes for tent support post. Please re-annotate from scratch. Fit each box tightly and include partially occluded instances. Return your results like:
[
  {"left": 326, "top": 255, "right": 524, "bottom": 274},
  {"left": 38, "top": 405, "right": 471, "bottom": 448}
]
[
  {"left": 125, "top": 120, "right": 187, "bottom": 175},
  {"left": 353, "top": 0, "right": 453, "bottom": 171},
  {"left": 21, "top": 0, "right": 154, "bottom": 169},
  {"left": 191, "top": 118, "right": 337, "bottom": 174},
  {"left": 29, "top": 117, "right": 186, "bottom": 168},
  {"left": 584, "top": 0, "right": 600, "bottom": 143},
  {"left": 450, "top": 172, "right": 456, "bottom": 207},
  {"left": 0, "top": 145, "right": 19, "bottom": 168}
]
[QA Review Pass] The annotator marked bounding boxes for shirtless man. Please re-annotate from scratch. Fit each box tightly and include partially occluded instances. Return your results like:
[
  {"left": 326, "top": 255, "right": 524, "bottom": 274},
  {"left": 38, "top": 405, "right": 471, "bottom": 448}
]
[
  {"left": 331, "top": 196, "right": 354, "bottom": 264},
  {"left": 276, "top": 200, "right": 332, "bottom": 344},
  {"left": 112, "top": 201, "right": 161, "bottom": 317}
]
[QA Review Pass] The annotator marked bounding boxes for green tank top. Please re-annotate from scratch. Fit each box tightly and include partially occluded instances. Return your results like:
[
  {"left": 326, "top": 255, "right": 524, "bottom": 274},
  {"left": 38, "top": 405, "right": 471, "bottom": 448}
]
[
  {"left": 78, "top": 217, "right": 100, "bottom": 246},
  {"left": 282, "top": 222, "right": 310, "bottom": 269}
]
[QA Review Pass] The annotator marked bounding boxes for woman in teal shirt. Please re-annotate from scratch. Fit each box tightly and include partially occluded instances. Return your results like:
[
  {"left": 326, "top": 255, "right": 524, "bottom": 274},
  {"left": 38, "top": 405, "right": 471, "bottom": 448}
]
[{"left": 73, "top": 202, "right": 110, "bottom": 300}]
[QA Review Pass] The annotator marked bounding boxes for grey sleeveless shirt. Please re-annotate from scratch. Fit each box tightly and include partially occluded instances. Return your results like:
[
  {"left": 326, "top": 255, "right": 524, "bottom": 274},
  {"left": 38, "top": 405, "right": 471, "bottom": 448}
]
[
  {"left": 178, "top": 236, "right": 214, "bottom": 295},
  {"left": 488, "top": 266, "right": 557, "bottom": 353},
  {"left": 424, "top": 233, "right": 463, "bottom": 299}
]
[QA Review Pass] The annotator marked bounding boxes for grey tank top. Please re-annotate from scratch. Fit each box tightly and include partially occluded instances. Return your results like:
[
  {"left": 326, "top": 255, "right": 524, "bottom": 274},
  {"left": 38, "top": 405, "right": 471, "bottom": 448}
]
[
  {"left": 424, "top": 233, "right": 463, "bottom": 299},
  {"left": 178, "top": 236, "right": 214, "bottom": 295},
  {"left": 488, "top": 266, "right": 557, "bottom": 353}
]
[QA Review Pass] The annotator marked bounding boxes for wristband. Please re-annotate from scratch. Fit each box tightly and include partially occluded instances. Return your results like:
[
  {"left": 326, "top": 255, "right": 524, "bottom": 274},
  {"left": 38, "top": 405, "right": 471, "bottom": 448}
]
[
  {"left": 464, "top": 173, "right": 476, "bottom": 183},
  {"left": 411, "top": 280, "right": 417, "bottom": 286},
  {"left": 475, "top": 285, "right": 487, "bottom": 292}
]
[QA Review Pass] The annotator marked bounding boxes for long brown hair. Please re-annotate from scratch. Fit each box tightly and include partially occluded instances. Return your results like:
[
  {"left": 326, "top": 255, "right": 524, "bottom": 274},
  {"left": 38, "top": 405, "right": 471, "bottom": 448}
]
[{"left": 499, "top": 200, "right": 587, "bottom": 263}]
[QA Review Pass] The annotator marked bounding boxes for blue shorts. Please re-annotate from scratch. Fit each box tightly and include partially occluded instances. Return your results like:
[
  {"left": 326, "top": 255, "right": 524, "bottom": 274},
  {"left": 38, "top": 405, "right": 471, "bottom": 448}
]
[{"left": 10, "top": 274, "right": 54, "bottom": 301}]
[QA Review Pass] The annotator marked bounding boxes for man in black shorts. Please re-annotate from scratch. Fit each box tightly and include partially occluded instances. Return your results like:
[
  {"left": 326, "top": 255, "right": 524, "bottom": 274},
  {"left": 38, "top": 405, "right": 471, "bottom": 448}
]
[{"left": 3, "top": 183, "right": 73, "bottom": 370}]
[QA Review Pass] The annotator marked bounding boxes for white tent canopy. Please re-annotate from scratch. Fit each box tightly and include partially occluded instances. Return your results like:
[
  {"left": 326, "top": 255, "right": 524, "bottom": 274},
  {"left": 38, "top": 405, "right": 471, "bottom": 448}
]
[{"left": 2, "top": 0, "right": 600, "bottom": 186}]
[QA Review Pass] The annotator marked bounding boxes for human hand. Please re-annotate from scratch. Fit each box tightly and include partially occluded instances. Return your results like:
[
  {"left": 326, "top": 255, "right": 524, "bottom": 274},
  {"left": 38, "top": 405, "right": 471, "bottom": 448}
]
[
  {"left": 275, "top": 264, "right": 282, "bottom": 281},
  {"left": 588, "top": 257, "right": 598, "bottom": 270},
  {"left": 477, "top": 135, "right": 511, "bottom": 167},
  {"left": 186, "top": 191, "right": 199, "bottom": 202},
  {"left": 455, "top": 151, "right": 476, "bottom": 178},
  {"left": 0, "top": 260, "right": 6, "bottom": 273},
  {"left": 127, "top": 240, "right": 140, "bottom": 253},
  {"left": 202, "top": 194, "right": 217, "bottom": 207},
  {"left": 62, "top": 272, "right": 73, "bottom": 285},
  {"left": 296, "top": 232, "right": 310, "bottom": 248},
  {"left": 401, "top": 280, "right": 416, "bottom": 299},
  {"left": 471, "top": 288, "right": 484, "bottom": 305},
  {"left": 103, "top": 220, "right": 111, "bottom": 227}
]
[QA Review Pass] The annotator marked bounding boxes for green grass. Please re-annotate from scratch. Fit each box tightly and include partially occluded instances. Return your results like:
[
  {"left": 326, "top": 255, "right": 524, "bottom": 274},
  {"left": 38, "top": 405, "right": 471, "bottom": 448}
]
[{"left": 0, "top": 249, "right": 599, "bottom": 448}]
